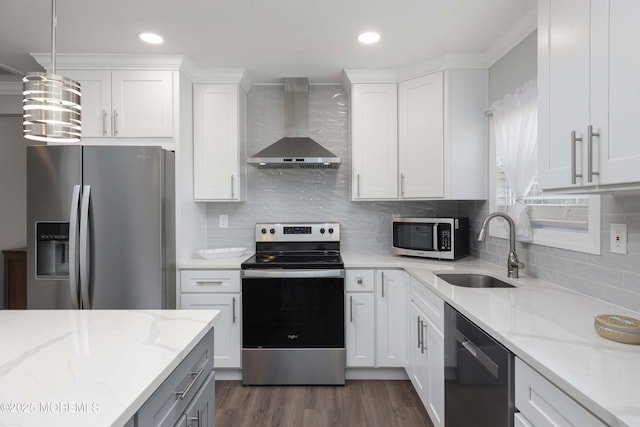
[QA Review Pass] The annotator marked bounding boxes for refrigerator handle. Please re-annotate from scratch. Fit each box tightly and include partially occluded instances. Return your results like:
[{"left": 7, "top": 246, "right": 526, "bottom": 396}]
[
  {"left": 80, "top": 185, "right": 92, "bottom": 309},
  {"left": 68, "top": 185, "right": 81, "bottom": 309}
]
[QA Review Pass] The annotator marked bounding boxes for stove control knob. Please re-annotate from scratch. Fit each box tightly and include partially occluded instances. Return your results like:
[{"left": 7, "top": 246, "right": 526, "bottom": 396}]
[
  {"left": 328, "top": 228, "right": 334, "bottom": 234},
  {"left": 261, "top": 228, "right": 267, "bottom": 234},
  {"left": 270, "top": 228, "right": 275, "bottom": 234},
  {"left": 320, "top": 228, "right": 326, "bottom": 234}
]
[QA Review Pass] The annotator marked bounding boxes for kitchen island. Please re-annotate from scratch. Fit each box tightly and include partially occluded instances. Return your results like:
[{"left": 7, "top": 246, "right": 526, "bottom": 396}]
[{"left": 0, "top": 309, "right": 220, "bottom": 427}]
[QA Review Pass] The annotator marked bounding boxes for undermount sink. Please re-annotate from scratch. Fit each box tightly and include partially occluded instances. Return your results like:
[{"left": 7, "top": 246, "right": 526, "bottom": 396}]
[{"left": 436, "top": 273, "right": 515, "bottom": 288}]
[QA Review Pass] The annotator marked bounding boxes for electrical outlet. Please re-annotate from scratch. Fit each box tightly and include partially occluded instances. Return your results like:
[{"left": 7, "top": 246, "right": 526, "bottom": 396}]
[
  {"left": 219, "top": 214, "right": 229, "bottom": 228},
  {"left": 610, "top": 223, "right": 627, "bottom": 254}
]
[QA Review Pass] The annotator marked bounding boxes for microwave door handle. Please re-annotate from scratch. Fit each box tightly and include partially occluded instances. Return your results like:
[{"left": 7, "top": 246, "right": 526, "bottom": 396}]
[{"left": 433, "top": 223, "right": 439, "bottom": 251}]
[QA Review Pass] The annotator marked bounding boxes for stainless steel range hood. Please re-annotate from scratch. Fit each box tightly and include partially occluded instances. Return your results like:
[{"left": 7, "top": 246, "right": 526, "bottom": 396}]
[{"left": 248, "top": 78, "right": 341, "bottom": 169}]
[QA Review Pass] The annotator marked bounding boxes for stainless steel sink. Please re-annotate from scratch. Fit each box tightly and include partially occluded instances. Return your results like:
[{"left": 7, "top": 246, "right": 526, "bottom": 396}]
[{"left": 436, "top": 273, "right": 515, "bottom": 288}]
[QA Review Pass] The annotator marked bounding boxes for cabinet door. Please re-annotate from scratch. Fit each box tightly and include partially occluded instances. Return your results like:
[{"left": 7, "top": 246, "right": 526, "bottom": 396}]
[
  {"left": 515, "top": 358, "right": 606, "bottom": 427},
  {"left": 398, "top": 72, "right": 444, "bottom": 198},
  {"left": 184, "top": 371, "right": 215, "bottom": 427},
  {"left": 63, "top": 70, "right": 112, "bottom": 137},
  {"left": 408, "top": 303, "right": 428, "bottom": 401},
  {"left": 424, "top": 316, "right": 444, "bottom": 427},
  {"left": 538, "top": 0, "right": 591, "bottom": 190},
  {"left": 592, "top": 0, "right": 640, "bottom": 186},
  {"left": 376, "top": 270, "right": 406, "bottom": 367},
  {"left": 193, "top": 84, "right": 242, "bottom": 201},
  {"left": 351, "top": 84, "right": 398, "bottom": 200},
  {"left": 181, "top": 293, "right": 241, "bottom": 368},
  {"left": 111, "top": 70, "right": 173, "bottom": 137},
  {"left": 345, "top": 293, "right": 375, "bottom": 367}
]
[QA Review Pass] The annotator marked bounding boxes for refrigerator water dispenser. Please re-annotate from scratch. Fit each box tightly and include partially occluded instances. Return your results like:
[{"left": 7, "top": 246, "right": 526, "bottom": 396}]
[{"left": 36, "top": 222, "right": 70, "bottom": 278}]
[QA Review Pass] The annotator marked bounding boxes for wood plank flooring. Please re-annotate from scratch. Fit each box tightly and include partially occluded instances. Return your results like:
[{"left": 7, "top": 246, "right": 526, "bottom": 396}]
[{"left": 215, "top": 380, "right": 434, "bottom": 427}]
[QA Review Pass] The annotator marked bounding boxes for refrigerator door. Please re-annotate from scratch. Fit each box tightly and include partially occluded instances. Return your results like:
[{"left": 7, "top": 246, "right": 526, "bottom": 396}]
[
  {"left": 27, "top": 145, "right": 82, "bottom": 309},
  {"left": 82, "top": 146, "right": 169, "bottom": 309}
]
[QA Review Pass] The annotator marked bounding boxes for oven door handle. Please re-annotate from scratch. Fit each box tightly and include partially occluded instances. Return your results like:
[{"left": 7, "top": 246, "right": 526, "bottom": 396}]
[{"left": 242, "top": 269, "right": 345, "bottom": 279}]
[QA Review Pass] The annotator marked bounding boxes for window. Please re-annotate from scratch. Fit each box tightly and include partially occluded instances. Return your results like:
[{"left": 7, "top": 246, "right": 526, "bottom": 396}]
[{"left": 489, "top": 122, "right": 601, "bottom": 254}]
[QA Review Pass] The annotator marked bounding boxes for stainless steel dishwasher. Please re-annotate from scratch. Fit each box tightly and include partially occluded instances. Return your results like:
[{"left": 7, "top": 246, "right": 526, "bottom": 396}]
[{"left": 444, "top": 303, "right": 514, "bottom": 427}]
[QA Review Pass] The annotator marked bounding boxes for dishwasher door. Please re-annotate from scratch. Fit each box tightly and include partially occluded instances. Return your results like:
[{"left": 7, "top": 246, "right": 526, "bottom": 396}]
[{"left": 444, "top": 303, "right": 514, "bottom": 427}]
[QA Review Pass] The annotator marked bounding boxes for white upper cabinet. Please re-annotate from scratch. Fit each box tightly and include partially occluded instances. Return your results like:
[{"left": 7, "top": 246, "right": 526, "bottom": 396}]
[
  {"left": 62, "top": 69, "right": 174, "bottom": 138},
  {"left": 346, "top": 68, "right": 487, "bottom": 201},
  {"left": 399, "top": 72, "right": 444, "bottom": 198},
  {"left": 538, "top": 0, "right": 640, "bottom": 191},
  {"left": 193, "top": 83, "right": 246, "bottom": 201},
  {"left": 350, "top": 83, "right": 399, "bottom": 200}
]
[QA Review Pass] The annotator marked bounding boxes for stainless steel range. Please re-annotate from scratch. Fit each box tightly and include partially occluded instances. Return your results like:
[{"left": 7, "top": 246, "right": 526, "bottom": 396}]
[{"left": 240, "top": 222, "right": 345, "bottom": 385}]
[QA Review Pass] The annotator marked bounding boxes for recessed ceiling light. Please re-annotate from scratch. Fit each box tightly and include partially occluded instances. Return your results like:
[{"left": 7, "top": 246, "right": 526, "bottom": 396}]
[
  {"left": 139, "top": 32, "right": 164, "bottom": 45},
  {"left": 357, "top": 32, "right": 380, "bottom": 44}
]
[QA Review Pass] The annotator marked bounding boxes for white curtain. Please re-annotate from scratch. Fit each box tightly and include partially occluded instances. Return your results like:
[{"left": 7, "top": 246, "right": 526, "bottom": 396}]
[{"left": 491, "top": 79, "right": 537, "bottom": 242}]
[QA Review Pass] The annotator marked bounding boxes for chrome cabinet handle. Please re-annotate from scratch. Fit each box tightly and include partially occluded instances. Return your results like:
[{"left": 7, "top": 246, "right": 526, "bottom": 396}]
[
  {"left": 357, "top": 174, "right": 361, "bottom": 198},
  {"left": 231, "top": 174, "right": 235, "bottom": 199},
  {"left": 113, "top": 110, "right": 119, "bottom": 136},
  {"left": 189, "top": 408, "right": 203, "bottom": 427},
  {"left": 381, "top": 272, "right": 385, "bottom": 298},
  {"left": 102, "top": 110, "right": 107, "bottom": 135},
  {"left": 356, "top": 277, "right": 363, "bottom": 285},
  {"left": 176, "top": 366, "right": 205, "bottom": 399},
  {"left": 400, "top": 173, "right": 405, "bottom": 197},
  {"left": 350, "top": 295, "right": 354, "bottom": 322},
  {"left": 417, "top": 317, "right": 422, "bottom": 349},
  {"left": 571, "top": 130, "right": 583, "bottom": 184},
  {"left": 587, "top": 125, "right": 600, "bottom": 183},
  {"left": 232, "top": 296, "right": 236, "bottom": 323}
]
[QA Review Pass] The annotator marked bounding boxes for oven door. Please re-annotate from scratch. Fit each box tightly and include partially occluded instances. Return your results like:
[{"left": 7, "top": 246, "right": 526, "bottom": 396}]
[{"left": 242, "top": 269, "right": 345, "bottom": 349}]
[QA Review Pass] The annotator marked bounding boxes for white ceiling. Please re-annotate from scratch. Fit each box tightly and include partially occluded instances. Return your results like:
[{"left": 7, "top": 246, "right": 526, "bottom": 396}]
[{"left": 0, "top": 0, "right": 536, "bottom": 84}]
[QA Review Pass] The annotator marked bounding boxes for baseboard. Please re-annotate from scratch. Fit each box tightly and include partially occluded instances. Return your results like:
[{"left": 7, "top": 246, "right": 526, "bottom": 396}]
[
  {"left": 346, "top": 367, "right": 408, "bottom": 380},
  {"left": 214, "top": 369, "right": 242, "bottom": 381}
]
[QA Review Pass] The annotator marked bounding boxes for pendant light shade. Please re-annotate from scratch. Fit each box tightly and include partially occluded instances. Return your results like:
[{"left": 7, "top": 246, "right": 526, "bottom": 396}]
[{"left": 23, "top": 0, "right": 81, "bottom": 143}]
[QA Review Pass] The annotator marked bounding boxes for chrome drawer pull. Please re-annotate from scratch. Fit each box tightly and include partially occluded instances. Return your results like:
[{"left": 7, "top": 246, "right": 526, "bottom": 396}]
[
  {"left": 571, "top": 130, "right": 583, "bottom": 184},
  {"left": 176, "top": 366, "right": 205, "bottom": 399}
]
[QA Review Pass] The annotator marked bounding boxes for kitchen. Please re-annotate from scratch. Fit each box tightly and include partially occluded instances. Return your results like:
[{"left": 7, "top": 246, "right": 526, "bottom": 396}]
[{"left": 1, "top": 0, "right": 640, "bottom": 426}]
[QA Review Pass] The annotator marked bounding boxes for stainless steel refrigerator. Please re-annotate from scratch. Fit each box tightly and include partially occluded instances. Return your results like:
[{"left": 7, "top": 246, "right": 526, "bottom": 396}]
[{"left": 27, "top": 145, "right": 175, "bottom": 309}]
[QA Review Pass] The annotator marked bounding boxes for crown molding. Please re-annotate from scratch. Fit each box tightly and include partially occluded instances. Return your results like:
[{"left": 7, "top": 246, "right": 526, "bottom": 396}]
[
  {"left": 182, "top": 57, "right": 252, "bottom": 92},
  {"left": 30, "top": 53, "right": 187, "bottom": 71},
  {"left": 483, "top": 5, "right": 537, "bottom": 67}
]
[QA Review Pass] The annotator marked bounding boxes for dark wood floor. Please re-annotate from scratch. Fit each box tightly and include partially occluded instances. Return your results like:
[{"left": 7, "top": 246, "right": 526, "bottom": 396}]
[{"left": 215, "top": 380, "right": 434, "bottom": 427}]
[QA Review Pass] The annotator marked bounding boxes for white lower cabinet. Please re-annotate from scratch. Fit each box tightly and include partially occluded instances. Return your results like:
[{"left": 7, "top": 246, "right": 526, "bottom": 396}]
[
  {"left": 515, "top": 357, "right": 606, "bottom": 427},
  {"left": 345, "top": 292, "right": 375, "bottom": 367},
  {"left": 180, "top": 270, "right": 241, "bottom": 369},
  {"left": 376, "top": 270, "right": 406, "bottom": 367},
  {"left": 407, "top": 275, "right": 444, "bottom": 427},
  {"left": 345, "top": 269, "right": 407, "bottom": 368}
]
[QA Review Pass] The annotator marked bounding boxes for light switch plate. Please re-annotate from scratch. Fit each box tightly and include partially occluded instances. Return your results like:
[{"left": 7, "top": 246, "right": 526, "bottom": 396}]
[
  {"left": 610, "top": 223, "right": 627, "bottom": 254},
  {"left": 219, "top": 214, "right": 229, "bottom": 228}
]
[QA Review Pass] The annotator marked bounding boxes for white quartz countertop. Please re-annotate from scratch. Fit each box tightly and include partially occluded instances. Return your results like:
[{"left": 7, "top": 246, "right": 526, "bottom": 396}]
[
  {"left": 180, "top": 251, "right": 640, "bottom": 426},
  {"left": 345, "top": 252, "right": 640, "bottom": 427},
  {"left": 0, "top": 309, "right": 220, "bottom": 427}
]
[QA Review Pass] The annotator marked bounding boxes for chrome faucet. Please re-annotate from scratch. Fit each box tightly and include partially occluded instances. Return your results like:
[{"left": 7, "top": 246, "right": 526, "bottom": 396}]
[{"left": 478, "top": 212, "right": 524, "bottom": 278}]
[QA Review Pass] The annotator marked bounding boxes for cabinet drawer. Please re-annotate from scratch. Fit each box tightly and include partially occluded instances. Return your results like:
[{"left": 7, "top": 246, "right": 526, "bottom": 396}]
[
  {"left": 184, "top": 371, "right": 215, "bottom": 427},
  {"left": 410, "top": 275, "right": 443, "bottom": 331},
  {"left": 136, "top": 329, "right": 214, "bottom": 427},
  {"left": 181, "top": 269, "right": 240, "bottom": 293},
  {"left": 515, "top": 358, "right": 606, "bottom": 427},
  {"left": 345, "top": 269, "right": 375, "bottom": 292}
]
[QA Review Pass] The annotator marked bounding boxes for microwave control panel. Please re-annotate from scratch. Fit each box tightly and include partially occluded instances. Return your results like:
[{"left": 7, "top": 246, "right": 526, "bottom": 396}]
[{"left": 438, "top": 224, "right": 452, "bottom": 251}]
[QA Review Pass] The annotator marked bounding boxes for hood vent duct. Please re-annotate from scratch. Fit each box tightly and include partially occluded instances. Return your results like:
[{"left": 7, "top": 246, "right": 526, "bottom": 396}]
[{"left": 247, "top": 77, "right": 341, "bottom": 169}]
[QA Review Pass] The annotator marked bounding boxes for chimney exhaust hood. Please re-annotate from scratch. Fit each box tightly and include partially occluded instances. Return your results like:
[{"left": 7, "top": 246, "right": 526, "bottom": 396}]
[{"left": 247, "top": 78, "right": 341, "bottom": 169}]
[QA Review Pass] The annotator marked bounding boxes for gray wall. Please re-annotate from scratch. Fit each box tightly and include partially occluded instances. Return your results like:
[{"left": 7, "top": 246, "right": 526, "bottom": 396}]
[
  {"left": 474, "top": 31, "right": 640, "bottom": 312},
  {"left": 0, "top": 113, "right": 27, "bottom": 309},
  {"left": 204, "top": 84, "right": 471, "bottom": 252}
]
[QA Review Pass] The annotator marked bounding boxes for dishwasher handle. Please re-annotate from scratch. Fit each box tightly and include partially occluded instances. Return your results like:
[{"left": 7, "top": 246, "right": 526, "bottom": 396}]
[{"left": 457, "top": 330, "right": 500, "bottom": 379}]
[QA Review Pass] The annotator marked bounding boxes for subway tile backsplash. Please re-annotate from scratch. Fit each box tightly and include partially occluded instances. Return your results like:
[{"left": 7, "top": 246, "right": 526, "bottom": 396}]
[{"left": 204, "top": 84, "right": 640, "bottom": 312}]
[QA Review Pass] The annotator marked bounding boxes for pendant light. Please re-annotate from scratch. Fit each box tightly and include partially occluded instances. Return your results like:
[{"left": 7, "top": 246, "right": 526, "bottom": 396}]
[{"left": 23, "top": 0, "right": 81, "bottom": 143}]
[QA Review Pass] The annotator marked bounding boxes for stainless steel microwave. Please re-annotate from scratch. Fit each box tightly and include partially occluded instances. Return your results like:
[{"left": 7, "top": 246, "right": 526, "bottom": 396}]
[{"left": 391, "top": 217, "right": 469, "bottom": 260}]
